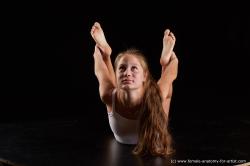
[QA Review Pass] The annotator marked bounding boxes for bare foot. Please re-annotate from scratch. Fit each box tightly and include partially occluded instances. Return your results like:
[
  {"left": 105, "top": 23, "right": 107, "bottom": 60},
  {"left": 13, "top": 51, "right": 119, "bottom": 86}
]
[
  {"left": 90, "top": 22, "right": 112, "bottom": 58},
  {"left": 160, "top": 29, "right": 176, "bottom": 66}
]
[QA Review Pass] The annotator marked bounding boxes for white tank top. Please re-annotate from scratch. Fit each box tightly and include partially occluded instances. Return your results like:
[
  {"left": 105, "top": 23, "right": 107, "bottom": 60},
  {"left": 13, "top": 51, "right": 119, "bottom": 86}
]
[{"left": 108, "top": 89, "right": 139, "bottom": 144}]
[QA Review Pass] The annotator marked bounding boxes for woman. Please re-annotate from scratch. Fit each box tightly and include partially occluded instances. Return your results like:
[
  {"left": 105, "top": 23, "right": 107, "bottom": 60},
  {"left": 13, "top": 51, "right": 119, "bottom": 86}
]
[{"left": 90, "top": 22, "right": 178, "bottom": 156}]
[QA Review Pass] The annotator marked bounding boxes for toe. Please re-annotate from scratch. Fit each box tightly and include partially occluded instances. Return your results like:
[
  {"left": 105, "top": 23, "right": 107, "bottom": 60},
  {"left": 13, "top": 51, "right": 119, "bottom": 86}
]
[
  {"left": 94, "top": 22, "right": 101, "bottom": 28},
  {"left": 170, "top": 32, "right": 176, "bottom": 41},
  {"left": 164, "top": 29, "right": 170, "bottom": 35}
]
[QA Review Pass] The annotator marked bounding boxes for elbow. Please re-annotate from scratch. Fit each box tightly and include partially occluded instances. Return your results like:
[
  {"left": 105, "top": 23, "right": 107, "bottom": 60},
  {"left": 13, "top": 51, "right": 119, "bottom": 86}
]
[
  {"left": 99, "top": 91, "right": 108, "bottom": 103},
  {"left": 99, "top": 86, "right": 113, "bottom": 105},
  {"left": 166, "top": 85, "right": 173, "bottom": 99}
]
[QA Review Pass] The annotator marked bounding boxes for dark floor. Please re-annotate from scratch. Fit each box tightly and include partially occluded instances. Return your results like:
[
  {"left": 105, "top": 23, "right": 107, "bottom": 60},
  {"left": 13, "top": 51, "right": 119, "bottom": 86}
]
[{"left": 0, "top": 113, "right": 249, "bottom": 166}]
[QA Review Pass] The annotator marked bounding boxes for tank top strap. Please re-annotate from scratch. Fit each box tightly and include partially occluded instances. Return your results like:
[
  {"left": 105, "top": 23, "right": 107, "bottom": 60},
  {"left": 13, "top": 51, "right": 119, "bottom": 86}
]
[{"left": 112, "top": 88, "right": 117, "bottom": 113}]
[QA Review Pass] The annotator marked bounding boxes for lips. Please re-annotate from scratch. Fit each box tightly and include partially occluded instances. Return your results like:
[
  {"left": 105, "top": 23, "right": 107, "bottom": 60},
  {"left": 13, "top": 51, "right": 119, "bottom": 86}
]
[{"left": 122, "top": 79, "right": 133, "bottom": 84}]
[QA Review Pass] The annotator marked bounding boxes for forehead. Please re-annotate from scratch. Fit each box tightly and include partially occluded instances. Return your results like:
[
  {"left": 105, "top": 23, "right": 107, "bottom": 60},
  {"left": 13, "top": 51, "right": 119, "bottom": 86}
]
[{"left": 118, "top": 54, "right": 141, "bottom": 65}]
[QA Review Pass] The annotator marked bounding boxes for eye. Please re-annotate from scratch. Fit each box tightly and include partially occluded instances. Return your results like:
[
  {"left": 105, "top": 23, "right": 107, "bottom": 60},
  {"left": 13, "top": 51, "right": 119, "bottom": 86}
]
[
  {"left": 131, "top": 66, "right": 138, "bottom": 72},
  {"left": 119, "top": 65, "right": 126, "bottom": 72}
]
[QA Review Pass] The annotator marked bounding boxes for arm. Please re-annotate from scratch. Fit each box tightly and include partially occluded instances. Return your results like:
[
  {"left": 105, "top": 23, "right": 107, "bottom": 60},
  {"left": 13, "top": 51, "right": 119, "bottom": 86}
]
[
  {"left": 98, "top": 47, "right": 116, "bottom": 87},
  {"left": 91, "top": 22, "right": 116, "bottom": 106},
  {"left": 158, "top": 52, "right": 178, "bottom": 116},
  {"left": 157, "top": 52, "right": 178, "bottom": 99},
  {"left": 93, "top": 45, "right": 116, "bottom": 106}
]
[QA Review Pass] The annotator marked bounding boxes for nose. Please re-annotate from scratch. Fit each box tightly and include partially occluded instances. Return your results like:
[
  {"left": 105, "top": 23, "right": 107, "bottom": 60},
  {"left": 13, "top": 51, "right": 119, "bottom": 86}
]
[{"left": 124, "top": 68, "right": 132, "bottom": 77}]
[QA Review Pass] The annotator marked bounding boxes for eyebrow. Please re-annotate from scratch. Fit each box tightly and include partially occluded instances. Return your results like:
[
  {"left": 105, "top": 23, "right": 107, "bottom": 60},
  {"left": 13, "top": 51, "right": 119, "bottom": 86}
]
[{"left": 119, "top": 63, "right": 139, "bottom": 66}]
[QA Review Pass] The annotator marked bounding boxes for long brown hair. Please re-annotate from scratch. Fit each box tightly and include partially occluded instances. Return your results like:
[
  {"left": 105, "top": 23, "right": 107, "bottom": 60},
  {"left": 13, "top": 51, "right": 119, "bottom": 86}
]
[{"left": 114, "top": 48, "right": 174, "bottom": 156}]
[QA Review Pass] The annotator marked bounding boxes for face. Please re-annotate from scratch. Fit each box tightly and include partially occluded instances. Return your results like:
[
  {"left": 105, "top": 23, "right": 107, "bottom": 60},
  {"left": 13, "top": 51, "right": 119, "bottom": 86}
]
[{"left": 116, "top": 54, "right": 146, "bottom": 90}]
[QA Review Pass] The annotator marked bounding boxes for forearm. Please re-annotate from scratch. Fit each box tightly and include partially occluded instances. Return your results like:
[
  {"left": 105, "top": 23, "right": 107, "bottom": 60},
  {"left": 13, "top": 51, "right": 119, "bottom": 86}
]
[
  {"left": 93, "top": 52, "right": 115, "bottom": 105},
  {"left": 165, "top": 56, "right": 178, "bottom": 83},
  {"left": 158, "top": 58, "right": 178, "bottom": 99},
  {"left": 158, "top": 79, "right": 173, "bottom": 99},
  {"left": 162, "top": 83, "right": 175, "bottom": 117},
  {"left": 93, "top": 47, "right": 113, "bottom": 82},
  {"left": 103, "top": 57, "right": 116, "bottom": 86},
  {"left": 95, "top": 43, "right": 116, "bottom": 86}
]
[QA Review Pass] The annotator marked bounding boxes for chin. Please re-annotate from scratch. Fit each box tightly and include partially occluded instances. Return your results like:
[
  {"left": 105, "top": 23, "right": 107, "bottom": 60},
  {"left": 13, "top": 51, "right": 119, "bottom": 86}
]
[
  {"left": 119, "top": 84, "right": 132, "bottom": 90},
  {"left": 121, "top": 85, "right": 132, "bottom": 90},
  {"left": 123, "top": 85, "right": 141, "bottom": 91}
]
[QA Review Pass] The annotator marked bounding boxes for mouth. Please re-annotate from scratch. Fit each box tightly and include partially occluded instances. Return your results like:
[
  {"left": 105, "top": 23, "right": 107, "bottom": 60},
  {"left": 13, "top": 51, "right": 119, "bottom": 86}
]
[{"left": 122, "top": 79, "right": 133, "bottom": 84}]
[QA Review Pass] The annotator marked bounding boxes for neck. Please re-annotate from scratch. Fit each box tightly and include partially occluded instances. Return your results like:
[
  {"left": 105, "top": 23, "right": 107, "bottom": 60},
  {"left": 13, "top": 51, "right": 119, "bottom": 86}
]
[{"left": 117, "top": 88, "right": 144, "bottom": 109}]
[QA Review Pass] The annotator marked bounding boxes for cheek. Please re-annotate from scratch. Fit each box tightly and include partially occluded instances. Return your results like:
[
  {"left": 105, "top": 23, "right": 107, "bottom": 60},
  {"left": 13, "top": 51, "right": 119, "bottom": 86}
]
[
  {"left": 116, "top": 73, "right": 123, "bottom": 81},
  {"left": 135, "top": 73, "right": 145, "bottom": 82}
]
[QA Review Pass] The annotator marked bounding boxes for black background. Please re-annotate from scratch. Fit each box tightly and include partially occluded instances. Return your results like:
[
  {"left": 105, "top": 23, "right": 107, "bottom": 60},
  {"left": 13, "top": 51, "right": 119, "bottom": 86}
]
[
  {"left": 2, "top": 2, "right": 249, "bottom": 126},
  {"left": 1, "top": 2, "right": 249, "bottom": 165}
]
